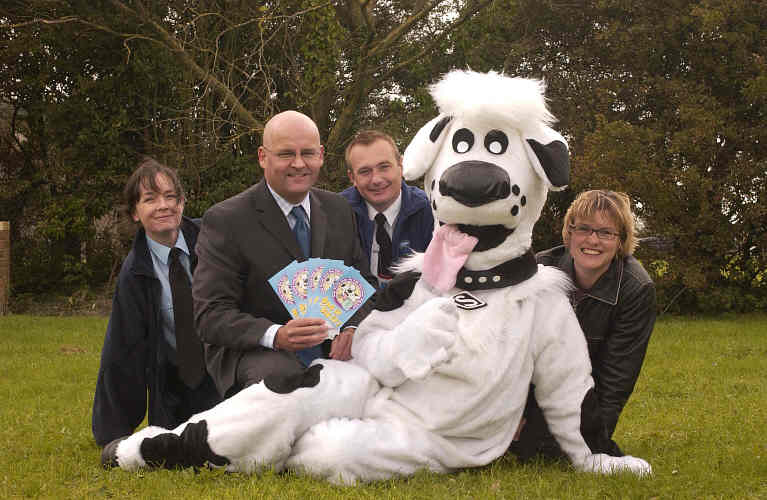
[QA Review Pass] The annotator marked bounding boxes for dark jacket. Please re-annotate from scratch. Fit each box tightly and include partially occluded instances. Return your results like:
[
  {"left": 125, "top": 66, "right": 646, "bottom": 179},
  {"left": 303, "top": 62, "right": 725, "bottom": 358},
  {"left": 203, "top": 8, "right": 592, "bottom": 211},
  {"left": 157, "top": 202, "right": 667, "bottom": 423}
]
[
  {"left": 193, "top": 182, "right": 375, "bottom": 397},
  {"left": 340, "top": 182, "right": 434, "bottom": 269},
  {"left": 536, "top": 245, "right": 656, "bottom": 437},
  {"left": 92, "top": 216, "right": 220, "bottom": 446}
]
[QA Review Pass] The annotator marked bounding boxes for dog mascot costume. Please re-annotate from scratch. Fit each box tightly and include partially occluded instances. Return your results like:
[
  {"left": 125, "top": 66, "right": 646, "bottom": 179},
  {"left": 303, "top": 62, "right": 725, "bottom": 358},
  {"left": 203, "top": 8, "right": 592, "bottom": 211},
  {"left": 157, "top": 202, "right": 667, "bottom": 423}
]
[{"left": 105, "top": 70, "right": 652, "bottom": 483}]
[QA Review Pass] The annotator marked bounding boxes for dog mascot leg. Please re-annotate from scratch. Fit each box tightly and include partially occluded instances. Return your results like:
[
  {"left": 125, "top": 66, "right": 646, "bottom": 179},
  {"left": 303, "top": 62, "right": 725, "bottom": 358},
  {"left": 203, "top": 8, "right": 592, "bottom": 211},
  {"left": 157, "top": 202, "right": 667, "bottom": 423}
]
[{"left": 110, "top": 360, "right": 378, "bottom": 473}]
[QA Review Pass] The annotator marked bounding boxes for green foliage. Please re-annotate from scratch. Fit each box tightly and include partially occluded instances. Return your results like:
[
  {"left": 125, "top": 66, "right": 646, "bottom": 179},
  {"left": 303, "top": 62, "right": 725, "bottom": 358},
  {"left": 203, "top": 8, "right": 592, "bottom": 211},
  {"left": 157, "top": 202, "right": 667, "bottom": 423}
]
[
  {"left": 1, "top": 1, "right": 764, "bottom": 312},
  {"left": 185, "top": 152, "right": 263, "bottom": 218},
  {"left": 0, "top": 313, "right": 765, "bottom": 498},
  {"left": 0, "top": 5, "right": 139, "bottom": 293}
]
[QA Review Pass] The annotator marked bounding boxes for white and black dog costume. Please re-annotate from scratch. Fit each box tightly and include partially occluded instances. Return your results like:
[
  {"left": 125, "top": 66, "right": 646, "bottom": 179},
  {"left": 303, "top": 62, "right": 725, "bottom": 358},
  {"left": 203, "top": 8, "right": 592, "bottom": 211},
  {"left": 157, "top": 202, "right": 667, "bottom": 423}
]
[{"left": 106, "top": 70, "right": 651, "bottom": 483}]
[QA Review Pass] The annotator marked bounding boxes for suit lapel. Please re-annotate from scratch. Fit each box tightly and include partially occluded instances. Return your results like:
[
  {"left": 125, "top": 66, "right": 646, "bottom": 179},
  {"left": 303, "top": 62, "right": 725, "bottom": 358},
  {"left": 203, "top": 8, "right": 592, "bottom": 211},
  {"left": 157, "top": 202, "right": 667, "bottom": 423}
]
[
  {"left": 252, "top": 181, "right": 304, "bottom": 260},
  {"left": 309, "top": 190, "right": 327, "bottom": 258}
]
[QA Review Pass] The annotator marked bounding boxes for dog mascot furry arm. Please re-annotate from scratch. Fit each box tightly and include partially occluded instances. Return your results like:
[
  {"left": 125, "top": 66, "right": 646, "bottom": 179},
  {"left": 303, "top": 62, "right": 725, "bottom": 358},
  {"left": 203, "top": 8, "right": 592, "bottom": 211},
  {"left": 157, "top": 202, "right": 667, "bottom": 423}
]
[{"left": 105, "top": 70, "right": 652, "bottom": 484}]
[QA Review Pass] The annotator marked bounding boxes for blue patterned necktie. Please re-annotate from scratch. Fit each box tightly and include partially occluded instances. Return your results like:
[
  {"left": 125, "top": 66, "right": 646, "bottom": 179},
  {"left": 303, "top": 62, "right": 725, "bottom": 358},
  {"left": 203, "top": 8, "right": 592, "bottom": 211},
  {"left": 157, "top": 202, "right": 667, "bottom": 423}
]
[
  {"left": 290, "top": 205, "right": 311, "bottom": 258},
  {"left": 289, "top": 205, "right": 322, "bottom": 365}
]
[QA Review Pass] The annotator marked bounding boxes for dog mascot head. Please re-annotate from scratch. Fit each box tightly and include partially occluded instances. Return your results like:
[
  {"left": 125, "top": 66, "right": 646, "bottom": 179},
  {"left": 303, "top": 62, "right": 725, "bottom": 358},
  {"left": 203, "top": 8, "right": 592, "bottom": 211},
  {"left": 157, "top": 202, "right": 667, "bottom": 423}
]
[{"left": 403, "top": 70, "right": 569, "bottom": 269}]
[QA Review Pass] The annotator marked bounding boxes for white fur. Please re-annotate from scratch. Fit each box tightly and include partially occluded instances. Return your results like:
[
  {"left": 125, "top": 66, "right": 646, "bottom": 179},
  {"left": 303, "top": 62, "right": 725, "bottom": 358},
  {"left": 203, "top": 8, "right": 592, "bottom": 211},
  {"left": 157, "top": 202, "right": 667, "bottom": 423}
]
[{"left": 430, "top": 70, "right": 554, "bottom": 131}]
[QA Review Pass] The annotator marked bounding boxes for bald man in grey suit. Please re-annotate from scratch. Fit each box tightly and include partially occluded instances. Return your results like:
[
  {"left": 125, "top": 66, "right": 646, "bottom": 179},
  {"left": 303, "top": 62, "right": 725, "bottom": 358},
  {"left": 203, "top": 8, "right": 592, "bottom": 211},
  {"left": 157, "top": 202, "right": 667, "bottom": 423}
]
[{"left": 193, "top": 111, "right": 374, "bottom": 398}]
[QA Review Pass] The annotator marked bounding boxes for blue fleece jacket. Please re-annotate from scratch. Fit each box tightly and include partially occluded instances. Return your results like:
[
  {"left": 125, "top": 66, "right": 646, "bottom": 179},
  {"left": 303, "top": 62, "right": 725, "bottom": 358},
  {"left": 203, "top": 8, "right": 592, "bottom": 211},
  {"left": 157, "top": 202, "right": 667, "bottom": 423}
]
[{"left": 340, "top": 182, "right": 434, "bottom": 271}]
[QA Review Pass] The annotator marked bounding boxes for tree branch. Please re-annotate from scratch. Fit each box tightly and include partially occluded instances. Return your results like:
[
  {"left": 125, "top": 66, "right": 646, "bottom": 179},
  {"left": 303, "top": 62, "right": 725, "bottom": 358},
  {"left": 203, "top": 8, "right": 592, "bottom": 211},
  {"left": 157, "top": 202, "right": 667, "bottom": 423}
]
[
  {"left": 114, "top": 0, "right": 263, "bottom": 132},
  {"left": 374, "top": 0, "right": 494, "bottom": 84},
  {"left": 367, "top": 0, "right": 443, "bottom": 58}
]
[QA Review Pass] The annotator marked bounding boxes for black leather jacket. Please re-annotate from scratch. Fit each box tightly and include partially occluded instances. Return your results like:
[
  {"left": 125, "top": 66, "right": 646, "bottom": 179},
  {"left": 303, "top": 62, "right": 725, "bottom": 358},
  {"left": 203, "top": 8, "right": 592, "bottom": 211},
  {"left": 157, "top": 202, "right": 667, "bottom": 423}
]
[{"left": 536, "top": 245, "right": 656, "bottom": 438}]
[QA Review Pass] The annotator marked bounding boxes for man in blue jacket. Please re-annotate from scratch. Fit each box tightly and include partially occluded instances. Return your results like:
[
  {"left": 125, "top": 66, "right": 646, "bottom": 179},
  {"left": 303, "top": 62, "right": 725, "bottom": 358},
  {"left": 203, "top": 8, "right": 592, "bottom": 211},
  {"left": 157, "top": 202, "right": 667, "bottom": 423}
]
[{"left": 340, "top": 130, "right": 434, "bottom": 287}]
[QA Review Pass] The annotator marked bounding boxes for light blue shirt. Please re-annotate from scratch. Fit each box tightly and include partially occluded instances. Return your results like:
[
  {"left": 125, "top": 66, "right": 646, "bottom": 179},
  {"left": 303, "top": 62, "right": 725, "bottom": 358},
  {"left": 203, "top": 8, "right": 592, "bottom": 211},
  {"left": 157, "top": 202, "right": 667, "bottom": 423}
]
[{"left": 146, "top": 231, "right": 192, "bottom": 352}]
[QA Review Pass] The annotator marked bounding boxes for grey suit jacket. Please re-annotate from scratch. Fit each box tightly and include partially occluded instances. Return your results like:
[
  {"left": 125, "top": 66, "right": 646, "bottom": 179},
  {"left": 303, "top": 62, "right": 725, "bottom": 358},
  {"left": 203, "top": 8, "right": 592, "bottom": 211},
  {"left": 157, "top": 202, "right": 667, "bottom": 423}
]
[{"left": 193, "top": 180, "right": 374, "bottom": 396}]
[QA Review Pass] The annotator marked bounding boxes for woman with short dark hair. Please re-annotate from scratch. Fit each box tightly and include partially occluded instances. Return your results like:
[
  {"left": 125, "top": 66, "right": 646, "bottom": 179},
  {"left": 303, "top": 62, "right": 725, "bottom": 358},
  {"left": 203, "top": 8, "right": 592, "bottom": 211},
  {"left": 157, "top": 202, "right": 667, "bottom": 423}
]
[{"left": 92, "top": 157, "right": 220, "bottom": 457}]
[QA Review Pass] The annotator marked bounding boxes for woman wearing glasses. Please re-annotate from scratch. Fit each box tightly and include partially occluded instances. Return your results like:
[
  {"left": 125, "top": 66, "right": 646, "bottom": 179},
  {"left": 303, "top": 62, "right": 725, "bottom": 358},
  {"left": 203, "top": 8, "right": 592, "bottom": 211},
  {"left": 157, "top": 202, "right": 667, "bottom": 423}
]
[{"left": 511, "top": 189, "right": 656, "bottom": 461}]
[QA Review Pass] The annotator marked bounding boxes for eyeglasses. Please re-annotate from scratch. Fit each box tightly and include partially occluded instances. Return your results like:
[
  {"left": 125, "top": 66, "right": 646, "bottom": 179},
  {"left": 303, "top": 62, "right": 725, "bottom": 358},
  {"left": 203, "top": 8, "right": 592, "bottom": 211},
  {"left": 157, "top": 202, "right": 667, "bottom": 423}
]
[
  {"left": 568, "top": 224, "right": 620, "bottom": 241},
  {"left": 262, "top": 145, "right": 322, "bottom": 164}
]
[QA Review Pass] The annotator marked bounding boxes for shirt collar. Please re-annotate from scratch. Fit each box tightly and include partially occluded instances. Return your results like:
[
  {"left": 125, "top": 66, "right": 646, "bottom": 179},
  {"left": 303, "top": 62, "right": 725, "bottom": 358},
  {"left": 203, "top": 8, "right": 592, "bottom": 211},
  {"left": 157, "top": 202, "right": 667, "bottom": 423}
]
[
  {"left": 366, "top": 191, "right": 402, "bottom": 225},
  {"left": 146, "top": 230, "right": 189, "bottom": 265},
  {"left": 267, "top": 182, "right": 311, "bottom": 220}
]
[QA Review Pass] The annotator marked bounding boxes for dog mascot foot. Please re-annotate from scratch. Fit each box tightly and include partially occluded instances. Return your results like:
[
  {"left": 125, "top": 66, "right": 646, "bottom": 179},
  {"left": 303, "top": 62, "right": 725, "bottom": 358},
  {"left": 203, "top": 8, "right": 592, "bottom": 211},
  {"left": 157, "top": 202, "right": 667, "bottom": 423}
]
[
  {"left": 580, "top": 453, "right": 653, "bottom": 476},
  {"left": 101, "top": 436, "right": 127, "bottom": 469}
]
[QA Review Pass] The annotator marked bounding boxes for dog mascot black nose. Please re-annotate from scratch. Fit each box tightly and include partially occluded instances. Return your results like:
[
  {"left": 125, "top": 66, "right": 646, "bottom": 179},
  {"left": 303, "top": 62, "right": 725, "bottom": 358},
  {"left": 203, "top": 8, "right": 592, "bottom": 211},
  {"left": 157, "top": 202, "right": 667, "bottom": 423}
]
[{"left": 439, "top": 161, "right": 510, "bottom": 207}]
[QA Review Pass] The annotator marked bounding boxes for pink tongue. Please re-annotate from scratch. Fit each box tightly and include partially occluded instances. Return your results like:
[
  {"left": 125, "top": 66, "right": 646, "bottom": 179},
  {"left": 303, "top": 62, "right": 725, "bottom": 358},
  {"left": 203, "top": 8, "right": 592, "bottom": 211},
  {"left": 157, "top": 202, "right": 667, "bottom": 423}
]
[{"left": 422, "top": 224, "right": 479, "bottom": 292}]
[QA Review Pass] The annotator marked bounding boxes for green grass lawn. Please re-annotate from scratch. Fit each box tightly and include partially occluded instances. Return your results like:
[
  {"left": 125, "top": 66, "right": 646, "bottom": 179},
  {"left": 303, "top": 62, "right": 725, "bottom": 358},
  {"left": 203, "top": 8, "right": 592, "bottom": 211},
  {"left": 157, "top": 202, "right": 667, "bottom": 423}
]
[{"left": 0, "top": 314, "right": 765, "bottom": 499}]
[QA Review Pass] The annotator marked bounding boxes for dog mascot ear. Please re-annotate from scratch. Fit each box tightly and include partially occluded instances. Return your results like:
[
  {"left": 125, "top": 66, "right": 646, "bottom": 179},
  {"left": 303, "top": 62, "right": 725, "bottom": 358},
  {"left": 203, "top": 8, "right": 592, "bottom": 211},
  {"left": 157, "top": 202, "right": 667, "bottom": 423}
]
[
  {"left": 524, "top": 125, "right": 570, "bottom": 191},
  {"left": 402, "top": 114, "right": 452, "bottom": 181}
]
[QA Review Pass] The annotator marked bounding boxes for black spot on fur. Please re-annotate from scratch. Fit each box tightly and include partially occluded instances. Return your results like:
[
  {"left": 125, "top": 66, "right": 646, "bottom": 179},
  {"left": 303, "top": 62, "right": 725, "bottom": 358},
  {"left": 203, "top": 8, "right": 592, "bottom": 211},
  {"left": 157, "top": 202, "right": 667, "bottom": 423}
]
[
  {"left": 512, "top": 184, "right": 520, "bottom": 196},
  {"left": 432, "top": 200, "right": 437, "bottom": 211},
  {"left": 511, "top": 205, "right": 519, "bottom": 216},
  {"left": 521, "top": 196, "right": 526, "bottom": 206},
  {"left": 139, "top": 420, "right": 229, "bottom": 469},
  {"left": 264, "top": 364, "right": 323, "bottom": 394}
]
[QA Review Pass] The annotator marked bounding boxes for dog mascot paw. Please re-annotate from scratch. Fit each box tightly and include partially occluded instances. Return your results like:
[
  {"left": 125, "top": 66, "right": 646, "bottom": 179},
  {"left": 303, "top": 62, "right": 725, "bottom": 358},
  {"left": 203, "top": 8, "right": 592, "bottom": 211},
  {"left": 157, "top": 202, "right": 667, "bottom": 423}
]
[{"left": 107, "top": 70, "right": 651, "bottom": 483}]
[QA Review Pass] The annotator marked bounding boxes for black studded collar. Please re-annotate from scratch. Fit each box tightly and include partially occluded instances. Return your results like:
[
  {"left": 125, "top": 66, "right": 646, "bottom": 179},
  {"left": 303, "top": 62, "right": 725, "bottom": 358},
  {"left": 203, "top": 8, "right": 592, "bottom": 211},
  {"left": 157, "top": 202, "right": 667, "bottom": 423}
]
[{"left": 455, "top": 249, "right": 538, "bottom": 291}]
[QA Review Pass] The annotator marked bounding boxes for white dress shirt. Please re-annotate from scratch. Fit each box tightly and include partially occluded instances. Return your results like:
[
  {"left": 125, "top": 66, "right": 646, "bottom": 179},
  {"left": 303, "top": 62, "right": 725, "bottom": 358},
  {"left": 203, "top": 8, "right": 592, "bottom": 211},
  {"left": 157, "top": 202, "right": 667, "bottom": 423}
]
[{"left": 367, "top": 192, "right": 402, "bottom": 285}]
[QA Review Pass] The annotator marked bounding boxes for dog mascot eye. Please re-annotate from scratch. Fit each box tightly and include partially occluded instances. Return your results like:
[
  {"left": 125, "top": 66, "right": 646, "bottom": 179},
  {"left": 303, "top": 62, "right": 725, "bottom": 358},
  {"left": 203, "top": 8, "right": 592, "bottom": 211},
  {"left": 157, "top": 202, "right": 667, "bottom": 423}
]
[
  {"left": 452, "top": 128, "right": 474, "bottom": 153},
  {"left": 484, "top": 130, "right": 508, "bottom": 155}
]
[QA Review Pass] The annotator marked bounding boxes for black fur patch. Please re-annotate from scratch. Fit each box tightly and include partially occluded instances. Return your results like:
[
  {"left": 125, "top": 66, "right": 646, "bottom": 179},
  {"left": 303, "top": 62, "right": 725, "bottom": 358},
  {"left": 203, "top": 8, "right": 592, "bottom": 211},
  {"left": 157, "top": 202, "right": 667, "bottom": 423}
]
[
  {"left": 139, "top": 420, "right": 229, "bottom": 469},
  {"left": 430, "top": 116, "right": 452, "bottom": 142},
  {"left": 264, "top": 363, "right": 323, "bottom": 394},
  {"left": 373, "top": 271, "right": 420, "bottom": 312},
  {"left": 526, "top": 139, "right": 570, "bottom": 187}
]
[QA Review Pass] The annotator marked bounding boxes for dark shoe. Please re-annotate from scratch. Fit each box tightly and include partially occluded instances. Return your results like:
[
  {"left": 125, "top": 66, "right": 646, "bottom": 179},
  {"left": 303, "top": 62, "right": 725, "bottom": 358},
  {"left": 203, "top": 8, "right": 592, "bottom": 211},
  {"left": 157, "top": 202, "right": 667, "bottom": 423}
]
[{"left": 101, "top": 436, "right": 128, "bottom": 469}]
